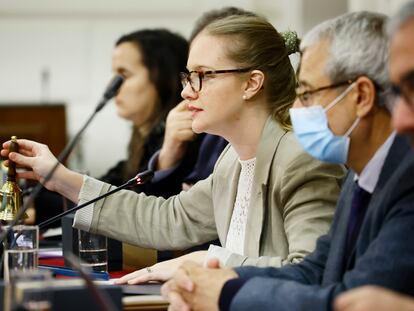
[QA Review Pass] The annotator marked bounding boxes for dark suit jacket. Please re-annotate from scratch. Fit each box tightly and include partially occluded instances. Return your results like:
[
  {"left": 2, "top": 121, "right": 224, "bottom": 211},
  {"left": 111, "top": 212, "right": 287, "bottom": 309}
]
[{"left": 231, "top": 135, "right": 414, "bottom": 311}]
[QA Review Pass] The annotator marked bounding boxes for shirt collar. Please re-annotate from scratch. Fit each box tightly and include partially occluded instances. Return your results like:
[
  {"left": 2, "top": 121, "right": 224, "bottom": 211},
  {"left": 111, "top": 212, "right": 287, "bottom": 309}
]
[{"left": 354, "top": 131, "right": 396, "bottom": 193}]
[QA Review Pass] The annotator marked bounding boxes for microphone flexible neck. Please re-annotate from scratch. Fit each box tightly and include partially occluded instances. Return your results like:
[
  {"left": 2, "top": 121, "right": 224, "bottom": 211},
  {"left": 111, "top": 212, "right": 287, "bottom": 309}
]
[{"left": 38, "top": 170, "right": 154, "bottom": 229}]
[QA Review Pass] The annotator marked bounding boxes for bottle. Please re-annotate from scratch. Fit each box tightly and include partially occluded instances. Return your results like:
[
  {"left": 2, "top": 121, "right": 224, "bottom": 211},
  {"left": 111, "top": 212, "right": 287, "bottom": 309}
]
[{"left": 0, "top": 136, "right": 27, "bottom": 223}]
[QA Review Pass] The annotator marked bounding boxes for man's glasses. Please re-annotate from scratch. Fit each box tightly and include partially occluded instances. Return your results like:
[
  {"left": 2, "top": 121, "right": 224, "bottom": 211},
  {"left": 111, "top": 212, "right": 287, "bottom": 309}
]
[
  {"left": 180, "top": 68, "right": 252, "bottom": 92},
  {"left": 391, "top": 70, "right": 414, "bottom": 111},
  {"left": 296, "top": 80, "right": 353, "bottom": 107}
]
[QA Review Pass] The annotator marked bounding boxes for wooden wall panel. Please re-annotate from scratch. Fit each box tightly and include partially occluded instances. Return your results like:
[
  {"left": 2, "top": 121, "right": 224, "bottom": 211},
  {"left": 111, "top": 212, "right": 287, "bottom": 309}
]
[{"left": 0, "top": 104, "right": 67, "bottom": 157}]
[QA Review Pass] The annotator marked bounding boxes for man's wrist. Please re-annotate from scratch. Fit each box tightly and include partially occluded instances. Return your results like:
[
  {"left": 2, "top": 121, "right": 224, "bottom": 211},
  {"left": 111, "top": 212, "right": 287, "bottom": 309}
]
[{"left": 218, "top": 278, "right": 246, "bottom": 311}]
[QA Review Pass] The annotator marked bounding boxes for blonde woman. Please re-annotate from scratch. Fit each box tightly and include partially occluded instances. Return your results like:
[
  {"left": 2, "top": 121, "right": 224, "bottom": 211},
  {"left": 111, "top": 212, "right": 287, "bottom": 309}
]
[{"left": 2, "top": 14, "right": 344, "bottom": 285}]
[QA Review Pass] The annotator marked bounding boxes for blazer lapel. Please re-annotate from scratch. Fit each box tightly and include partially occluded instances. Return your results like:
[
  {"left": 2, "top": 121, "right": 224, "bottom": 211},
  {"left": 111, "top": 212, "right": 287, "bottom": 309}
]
[
  {"left": 214, "top": 147, "right": 241, "bottom": 246},
  {"left": 322, "top": 171, "right": 356, "bottom": 283},
  {"left": 244, "top": 118, "right": 288, "bottom": 256},
  {"left": 344, "top": 135, "right": 411, "bottom": 269},
  {"left": 371, "top": 135, "right": 411, "bottom": 194}
]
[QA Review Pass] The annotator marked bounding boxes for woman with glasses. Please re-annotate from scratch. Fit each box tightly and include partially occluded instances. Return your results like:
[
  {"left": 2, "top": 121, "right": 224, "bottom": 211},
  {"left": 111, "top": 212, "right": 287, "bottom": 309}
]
[{"left": 2, "top": 14, "right": 344, "bottom": 284}]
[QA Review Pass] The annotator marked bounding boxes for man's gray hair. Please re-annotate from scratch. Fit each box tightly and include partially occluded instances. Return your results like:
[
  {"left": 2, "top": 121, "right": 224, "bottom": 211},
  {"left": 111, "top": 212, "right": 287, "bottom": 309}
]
[
  {"left": 301, "top": 11, "right": 390, "bottom": 108},
  {"left": 388, "top": 1, "right": 414, "bottom": 36}
]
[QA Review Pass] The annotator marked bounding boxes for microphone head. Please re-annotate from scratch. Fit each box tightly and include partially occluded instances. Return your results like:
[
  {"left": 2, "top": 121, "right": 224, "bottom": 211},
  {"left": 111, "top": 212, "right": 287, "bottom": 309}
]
[
  {"left": 134, "top": 170, "right": 154, "bottom": 185},
  {"left": 103, "top": 75, "right": 124, "bottom": 100}
]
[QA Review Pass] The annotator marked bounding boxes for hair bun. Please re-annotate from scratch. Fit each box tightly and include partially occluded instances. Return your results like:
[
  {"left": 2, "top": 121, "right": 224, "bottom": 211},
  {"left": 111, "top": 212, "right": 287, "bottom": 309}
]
[{"left": 281, "top": 30, "right": 300, "bottom": 55}]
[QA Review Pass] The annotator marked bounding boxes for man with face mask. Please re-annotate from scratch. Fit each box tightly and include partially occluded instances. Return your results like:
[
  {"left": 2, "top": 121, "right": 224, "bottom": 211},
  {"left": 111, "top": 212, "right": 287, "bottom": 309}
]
[
  {"left": 161, "top": 11, "right": 414, "bottom": 311},
  {"left": 332, "top": 2, "right": 414, "bottom": 311}
]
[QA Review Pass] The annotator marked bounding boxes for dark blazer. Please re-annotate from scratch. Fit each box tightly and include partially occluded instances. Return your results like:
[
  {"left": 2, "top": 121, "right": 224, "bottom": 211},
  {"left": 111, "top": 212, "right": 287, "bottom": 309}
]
[
  {"left": 183, "top": 134, "right": 228, "bottom": 183},
  {"left": 231, "top": 135, "right": 414, "bottom": 311}
]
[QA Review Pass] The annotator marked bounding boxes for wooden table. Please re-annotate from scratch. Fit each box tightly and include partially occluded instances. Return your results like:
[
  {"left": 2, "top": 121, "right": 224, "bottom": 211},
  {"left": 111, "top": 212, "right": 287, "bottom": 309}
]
[{"left": 123, "top": 295, "right": 169, "bottom": 311}]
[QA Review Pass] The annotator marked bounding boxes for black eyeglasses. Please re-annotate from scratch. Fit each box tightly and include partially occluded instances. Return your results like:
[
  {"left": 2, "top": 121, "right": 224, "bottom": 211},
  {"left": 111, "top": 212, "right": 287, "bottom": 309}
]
[
  {"left": 180, "top": 68, "right": 252, "bottom": 92},
  {"left": 391, "top": 70, "right": 414, "bottom": 111},
  {"left": 296, "top": 80, "right": 353, "bottom": 106}
]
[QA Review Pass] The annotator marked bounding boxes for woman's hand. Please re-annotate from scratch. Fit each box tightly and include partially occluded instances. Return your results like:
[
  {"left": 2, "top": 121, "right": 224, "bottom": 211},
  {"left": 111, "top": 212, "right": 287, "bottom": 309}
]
[
  {"left": 1, "top": 139, "right": 83, "bottom": 202},
  {"left": 2, "top": 139, "right": 60, "bottom": 190},
  {"left": 158, "top": 100, "right": 197, "bottom": 171},
  {"left": 114, "top": 251, "right": 207, "bottom": 285}
]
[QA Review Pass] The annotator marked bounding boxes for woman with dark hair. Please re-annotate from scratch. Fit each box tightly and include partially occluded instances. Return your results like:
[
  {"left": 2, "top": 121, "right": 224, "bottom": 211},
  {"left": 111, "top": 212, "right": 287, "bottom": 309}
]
[
  {"left": 33, "top": 29, "right": 188, "bottom": 228},
  {"left": 100, "top": 29, "right": 188, "bottom": 197}
]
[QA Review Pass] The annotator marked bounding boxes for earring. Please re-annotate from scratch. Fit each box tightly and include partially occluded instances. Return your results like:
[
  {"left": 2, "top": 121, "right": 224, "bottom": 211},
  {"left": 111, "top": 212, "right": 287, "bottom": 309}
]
[{"left": 242, "top": 95, "right": 247, "bottom": 100}]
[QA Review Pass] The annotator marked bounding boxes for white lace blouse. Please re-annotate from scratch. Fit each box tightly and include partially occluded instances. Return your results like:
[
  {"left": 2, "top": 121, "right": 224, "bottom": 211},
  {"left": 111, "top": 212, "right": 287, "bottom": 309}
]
[{"left": 225, "top": 157, "right": 256, "bottom": 256}]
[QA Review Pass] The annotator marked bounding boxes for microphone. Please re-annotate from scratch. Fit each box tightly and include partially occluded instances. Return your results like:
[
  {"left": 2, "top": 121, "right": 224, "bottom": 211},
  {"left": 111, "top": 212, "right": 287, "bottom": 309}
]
[
  {"left": 38, "top": 170, "right": 154, "bottom": 229},
  {"left": 0, "top": 75, "right": 124, "bottom": 245},
  {"left": 95, "top": 75, "right": 124, "bottom": 112}
]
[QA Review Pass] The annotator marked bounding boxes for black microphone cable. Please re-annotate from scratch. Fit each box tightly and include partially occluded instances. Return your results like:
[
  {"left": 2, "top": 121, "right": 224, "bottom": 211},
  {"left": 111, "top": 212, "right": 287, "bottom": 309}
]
[{"left": 0, "top": 75, "right": 124, "bottom": 245}]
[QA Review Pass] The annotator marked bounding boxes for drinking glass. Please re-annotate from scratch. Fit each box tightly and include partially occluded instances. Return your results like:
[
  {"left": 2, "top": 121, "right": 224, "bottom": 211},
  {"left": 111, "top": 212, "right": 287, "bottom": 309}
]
[
  {"left": 78, "top": 230, "right": 107, "bottom": 272},
  {"left": 5, "top": 269, "right": 52, "bottom": 311},
  {"left": 3, "top": 225, "right": 39, "bottom": 282}
]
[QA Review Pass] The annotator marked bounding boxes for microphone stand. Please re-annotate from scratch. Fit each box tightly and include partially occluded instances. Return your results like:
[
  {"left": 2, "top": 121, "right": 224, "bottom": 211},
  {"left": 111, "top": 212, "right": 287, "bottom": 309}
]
[
  {"left": 65, "top": 253, "right": 118, "bottom": 311},
  {"left": 38, "top": 170, "right": 154, "bottom": 229},
  {"left": 0, "top": 75, "right": 124, "bottom": 245},
  {"left": 0, "top": 76, "right": 125, "bottom": 311}
]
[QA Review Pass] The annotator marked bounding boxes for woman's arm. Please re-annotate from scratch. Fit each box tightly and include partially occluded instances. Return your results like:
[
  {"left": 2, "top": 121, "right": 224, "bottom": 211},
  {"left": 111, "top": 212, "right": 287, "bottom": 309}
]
[
  {"left": 1, "top": 139, "right": 84, "bottom": 202},
  {"left": 75, "top": 174, "right": 219, "bottom": 250},
  {"left": 114, "top": 251, "right": 208, "bottom": 285}
]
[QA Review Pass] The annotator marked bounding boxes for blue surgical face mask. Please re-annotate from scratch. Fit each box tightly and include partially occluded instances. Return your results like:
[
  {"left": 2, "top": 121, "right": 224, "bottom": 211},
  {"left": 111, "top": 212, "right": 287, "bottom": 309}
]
[{"left": 289, "top": 83, "right": 359, "bottom": 164}]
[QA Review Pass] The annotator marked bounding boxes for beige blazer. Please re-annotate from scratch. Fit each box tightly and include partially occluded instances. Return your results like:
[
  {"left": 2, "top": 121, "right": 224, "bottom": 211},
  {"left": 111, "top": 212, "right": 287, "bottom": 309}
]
[{"left": 79, "top": 118, "right": 345, "bottom": 267}]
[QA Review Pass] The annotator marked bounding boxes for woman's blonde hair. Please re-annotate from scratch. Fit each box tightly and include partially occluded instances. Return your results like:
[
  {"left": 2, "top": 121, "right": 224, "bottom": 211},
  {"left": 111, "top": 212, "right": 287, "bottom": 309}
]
[{"left": 205, "top": 15, "right": 299, "bottom": 130}]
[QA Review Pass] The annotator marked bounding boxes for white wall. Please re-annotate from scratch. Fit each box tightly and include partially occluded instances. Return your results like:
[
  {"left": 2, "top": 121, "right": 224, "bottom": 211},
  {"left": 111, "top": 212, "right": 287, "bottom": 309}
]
[
  {"left": 348, "top": 0, "right": 412, "bottom": 14},
  {"left": 0, "top": 0, "right": 349, "bottom": 176}
]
